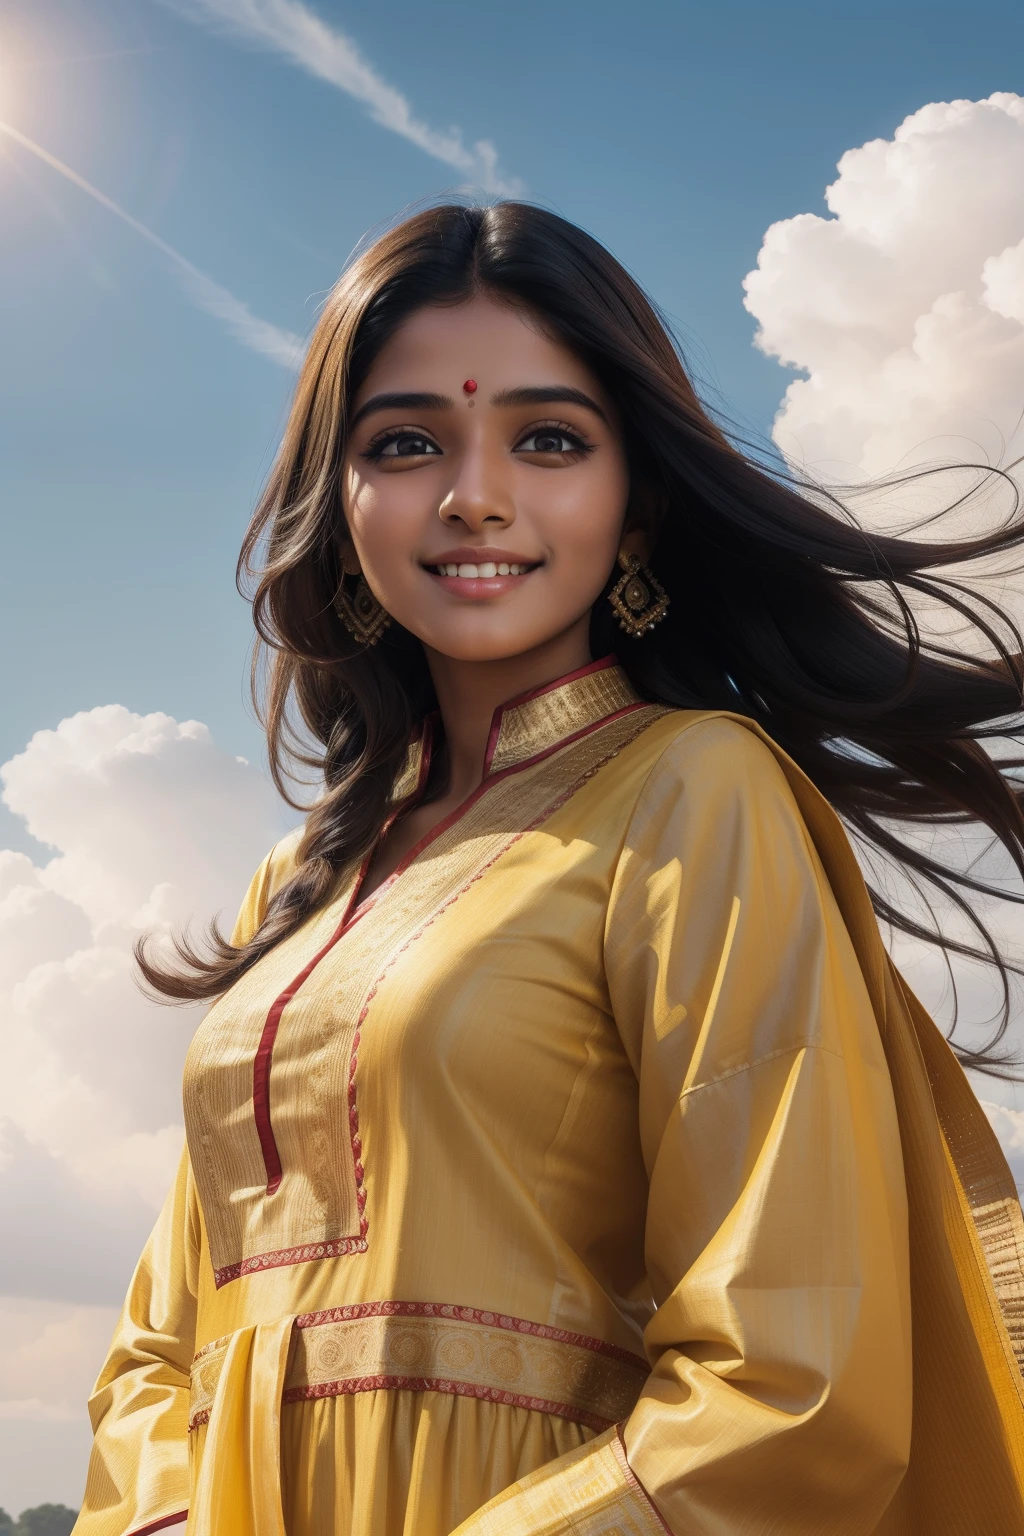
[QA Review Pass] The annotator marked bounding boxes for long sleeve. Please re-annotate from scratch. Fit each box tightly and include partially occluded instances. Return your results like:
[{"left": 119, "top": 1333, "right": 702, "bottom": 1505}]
[
  {"left": 454, "top": 715, "right": 912, "bottom": 1535},
  {"left": 73, "top": 1147, "right": 200, "bottom": 1536},
  {"left": 73, "top": 834, "right": 301, "bottom": 1536}
]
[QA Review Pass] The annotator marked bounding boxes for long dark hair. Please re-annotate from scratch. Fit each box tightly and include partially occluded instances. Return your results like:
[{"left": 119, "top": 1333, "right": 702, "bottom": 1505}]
[{"left": 138, "top": 201, "right": 1024, "bottom": 1076}]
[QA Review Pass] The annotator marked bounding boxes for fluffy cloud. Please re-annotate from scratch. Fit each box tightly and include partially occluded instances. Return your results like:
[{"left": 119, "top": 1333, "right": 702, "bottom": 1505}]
[
  {"left": 743, "top": 93, "right": 1024, "bottom": 491},
  {"left": 0, "top": 707, "right": 287, "bottom": 1315},
  {"left": 0, "top": 1298, "right": 116, "bottom": 1511},
  {"left": 0, "top": 707, "right": 287, "bottom": 1499},
  {"left": 743, "top": 91, "right": 1024, "bottom": 1174},
  {"left": 0, "top": 1299, "right": 119, "bottom": 1425}
]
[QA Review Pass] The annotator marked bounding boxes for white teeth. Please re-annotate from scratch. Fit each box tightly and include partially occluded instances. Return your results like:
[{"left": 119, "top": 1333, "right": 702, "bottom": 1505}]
[{"left": 434, "top": 560, "right": 532, "bottom": 577}]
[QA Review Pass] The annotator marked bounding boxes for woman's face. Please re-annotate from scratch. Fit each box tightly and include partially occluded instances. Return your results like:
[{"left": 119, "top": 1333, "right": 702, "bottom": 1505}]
[{"left": 341, "top": 294, "right": 632, "bottom": 663}]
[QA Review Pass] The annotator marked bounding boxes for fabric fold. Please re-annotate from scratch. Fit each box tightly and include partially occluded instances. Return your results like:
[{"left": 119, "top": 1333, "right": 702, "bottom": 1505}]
[
  {"left": 450, "top": 1426, "right": 665, "bottom": 1535},
  {"left": 187, "top": 1317, "right": 294, "bottom": 1536}
]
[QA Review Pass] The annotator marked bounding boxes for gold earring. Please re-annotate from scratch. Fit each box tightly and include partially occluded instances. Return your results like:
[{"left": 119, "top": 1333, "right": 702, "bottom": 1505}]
[
  {"left": 334, "top": 572, "right": 391, "bottom": 646},
  {"left": 608, "top": 552, "right": 669, "bottom": 637}
]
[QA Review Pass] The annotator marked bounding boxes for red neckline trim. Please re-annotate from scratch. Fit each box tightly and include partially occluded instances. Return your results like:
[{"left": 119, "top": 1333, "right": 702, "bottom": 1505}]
[
  {"left": 252, "top": 718, "right": 435, "bottom": 1197},
  {"left": 482, "top": 655, "right": 617, "bottom": 776},
  {"left": 249, "top": 660, "right": 633, "bottom": 1206},
  {"left": 341, "top": 697, "right": 637, "bottom": 944}
]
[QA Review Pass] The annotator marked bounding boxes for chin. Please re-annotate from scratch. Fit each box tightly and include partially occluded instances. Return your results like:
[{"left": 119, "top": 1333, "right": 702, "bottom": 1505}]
[
  {"left": 429, "top": 639, "right": 545, "bottom": 663},
  {"left": 418, "top": 622, "right": 562, "bottom": 663}
]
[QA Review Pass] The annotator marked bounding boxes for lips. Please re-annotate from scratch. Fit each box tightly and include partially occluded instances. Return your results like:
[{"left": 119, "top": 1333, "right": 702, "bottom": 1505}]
[{"left": 422, "top": 551, "right": 543, "bottom": 600}]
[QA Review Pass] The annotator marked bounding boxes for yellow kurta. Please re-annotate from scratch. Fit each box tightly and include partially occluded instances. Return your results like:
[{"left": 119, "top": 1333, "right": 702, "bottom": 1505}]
[{"left": 73, "top": 660, "right": 1024, "bottom": 1536}]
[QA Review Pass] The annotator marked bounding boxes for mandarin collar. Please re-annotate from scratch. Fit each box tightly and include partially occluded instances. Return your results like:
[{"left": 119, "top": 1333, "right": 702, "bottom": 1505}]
[
  {"left": 482, "top": 657, "right": 642, "bottom": 775},
  {"left": 394, "top": 657, "right": 642, "bottom": 798}
]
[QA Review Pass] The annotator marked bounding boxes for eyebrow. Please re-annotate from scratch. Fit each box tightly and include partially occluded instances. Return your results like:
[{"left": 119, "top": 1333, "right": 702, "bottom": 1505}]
[
  {"left": 349, "top": 391, "right": 454, "bottom": 428},
  {"left": 348, "top": 384, "right": 609, "bottom": 430},
  {"left": 490, "top": 386, "right": 609, "bottom": 423}
]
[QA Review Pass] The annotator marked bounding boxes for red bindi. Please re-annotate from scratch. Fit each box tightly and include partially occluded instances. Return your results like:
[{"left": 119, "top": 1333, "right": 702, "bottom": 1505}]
[{"left": 462, "top": 378, "right": 478, "bottom": 394}]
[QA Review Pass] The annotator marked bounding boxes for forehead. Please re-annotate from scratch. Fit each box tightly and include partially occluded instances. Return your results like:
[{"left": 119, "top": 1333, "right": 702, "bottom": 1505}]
[{"left": 355, "top": 293, "right": 604, "bottom": 397}]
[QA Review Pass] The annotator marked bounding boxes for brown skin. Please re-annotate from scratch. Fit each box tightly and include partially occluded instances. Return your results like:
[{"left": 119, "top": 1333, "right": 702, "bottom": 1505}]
[{"left": 341, "top": 294, "right": 647, "bottom": 895}]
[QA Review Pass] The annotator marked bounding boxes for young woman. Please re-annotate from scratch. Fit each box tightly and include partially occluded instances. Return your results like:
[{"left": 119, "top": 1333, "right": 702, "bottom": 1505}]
[{"left": 74, "top": 204, "right": 1024, "bottom": 1536}]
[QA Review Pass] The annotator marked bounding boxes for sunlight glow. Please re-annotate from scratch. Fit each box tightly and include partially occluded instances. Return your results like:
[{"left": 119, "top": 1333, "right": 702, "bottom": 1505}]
[
  {"left": 0, "top": 51, "right": 22, "bottom": 124},
  {"left": 0, "top": 116, "right": 303, "bottom": 368}
]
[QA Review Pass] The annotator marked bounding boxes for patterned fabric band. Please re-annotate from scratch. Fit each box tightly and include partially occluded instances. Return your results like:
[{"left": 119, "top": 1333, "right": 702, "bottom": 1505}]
[{"left": 188, "top": 1302, "right": 649, "bottom": 1434}]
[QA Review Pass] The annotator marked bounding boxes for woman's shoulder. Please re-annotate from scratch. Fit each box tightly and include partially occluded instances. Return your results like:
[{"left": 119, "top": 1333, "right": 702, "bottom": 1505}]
[
  {"left": 262, "top": 823, "right": 305, "bottom": 888},
  {"left": 610, "top": 705, "right": 828, "bottom": 856},
  {"left": 627, "top": 707, "right": 796, "bottom": 800},
  {"left": 613, "top": 708, "right": 838, "bottom": 890},
  {"left": 230, "top": 824, "right": 304, "bottom": 946}
]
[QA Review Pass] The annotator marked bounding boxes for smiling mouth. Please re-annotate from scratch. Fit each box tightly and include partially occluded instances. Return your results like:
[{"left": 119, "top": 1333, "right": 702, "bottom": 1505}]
[{"left": 426, "top": 560, "right": 540, "bottom": 578}]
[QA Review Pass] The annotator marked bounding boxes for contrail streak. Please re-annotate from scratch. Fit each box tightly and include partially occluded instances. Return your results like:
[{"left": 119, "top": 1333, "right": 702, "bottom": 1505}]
[
  {"left": 163, "top": 0, "right": 522, "bottom": 196},
  {"left": 0, "top": 119, "right": 304, "bottom": 369}
]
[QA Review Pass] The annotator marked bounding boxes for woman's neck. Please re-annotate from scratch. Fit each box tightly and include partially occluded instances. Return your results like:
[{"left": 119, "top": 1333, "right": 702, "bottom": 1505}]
[{"left": 424, "top": 621, "right": 592, "bottom": 801}]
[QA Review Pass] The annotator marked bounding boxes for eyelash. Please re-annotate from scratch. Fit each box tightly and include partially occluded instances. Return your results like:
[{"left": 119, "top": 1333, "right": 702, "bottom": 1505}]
[
  {"left": 361, "top": 429, "right": 440, "bottom": 462},
  {"left": 360, "top": 420, "right": 596, "bottom": 462},
  {"left": 517, "top": 421, "right": 596, "bottom": 458}
]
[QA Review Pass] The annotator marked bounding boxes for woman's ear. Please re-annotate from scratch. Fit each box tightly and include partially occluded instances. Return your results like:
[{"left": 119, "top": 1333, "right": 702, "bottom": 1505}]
[
  {"left": 338, "top": 540, "right": 362, "bottom": 577},
  {"left": 619, "top": 525, "right": 651, "bottom": 563},
  {"left": 620, "top": 478, "right": 667, "bottom": 563}
]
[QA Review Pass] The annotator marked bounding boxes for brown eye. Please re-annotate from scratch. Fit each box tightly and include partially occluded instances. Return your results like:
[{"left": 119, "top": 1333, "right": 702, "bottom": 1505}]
[
  {"left": 516, "top": 427, "right": 592, "bottom": 455},
  {"left": 365, "top": 431, "right": 441, "bottom": 461}
]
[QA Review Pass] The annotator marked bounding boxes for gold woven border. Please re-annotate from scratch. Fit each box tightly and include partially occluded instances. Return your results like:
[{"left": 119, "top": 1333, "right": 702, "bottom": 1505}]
[
  {"left": 487, "top": 666, "right": 640, "bottom": 776},
  {"left": 189, "top": 1304, "right": 648, "bottom": 1433},
  {"left": 972, "top": 1196, "right": 1024, "bottom": 1372}
]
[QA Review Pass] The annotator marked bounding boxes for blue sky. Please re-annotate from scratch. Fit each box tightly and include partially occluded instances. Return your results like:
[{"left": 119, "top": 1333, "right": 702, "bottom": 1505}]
[{"left": 3, "top": 0, "right": 1024, "bottom": 855}]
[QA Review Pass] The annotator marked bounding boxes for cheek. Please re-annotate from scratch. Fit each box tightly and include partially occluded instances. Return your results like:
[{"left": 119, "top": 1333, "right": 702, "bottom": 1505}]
[
  {"left": 342, "top": 463, "right": 366, "bottom": 526},
  {"left": 342, "top": 467, "right": 419, "bottom": 560},
  {"left": 537, "top": 455, "right": 630, "bottom": 562},
  {"left": 596, "top": 449, "right": 631, "bottom": 523},
  {"left": 342, "top": 462, "right": 383, "bottom": 527}
]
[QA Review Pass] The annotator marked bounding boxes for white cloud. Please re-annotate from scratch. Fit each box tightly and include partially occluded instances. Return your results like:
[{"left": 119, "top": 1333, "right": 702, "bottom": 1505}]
[
  {"left": 165, "top": 0, "right": 522, "bottom": 196},
  {"left": 3, "top": 707, "right": 282, "bottom": 930},
  {"left": 0, "top": 707, "right": 287, "bottom": 1307},
  {"left": 0, "top": 1298, "right": 116, "bottom": 1513},
  {"left": 0, "top": 707, "right": 289, "bottom": 1501},
  {"left": 0, "top": 1297, "right": 119, "bottom": 1423},
  {"left": 742, "top": 96, "right": 1024, "bottom": 1191},
  {"left": 0, "top": 118, "right": 304, "bottom": 369},
  {"left": 743, "top": 93, "right": 1024, "bottom": 492}
]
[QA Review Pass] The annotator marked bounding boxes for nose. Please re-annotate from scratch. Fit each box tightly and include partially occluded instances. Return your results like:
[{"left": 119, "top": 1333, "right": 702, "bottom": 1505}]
[{"left": 437, "top": 439, "right": 515, "bottom": 532}]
